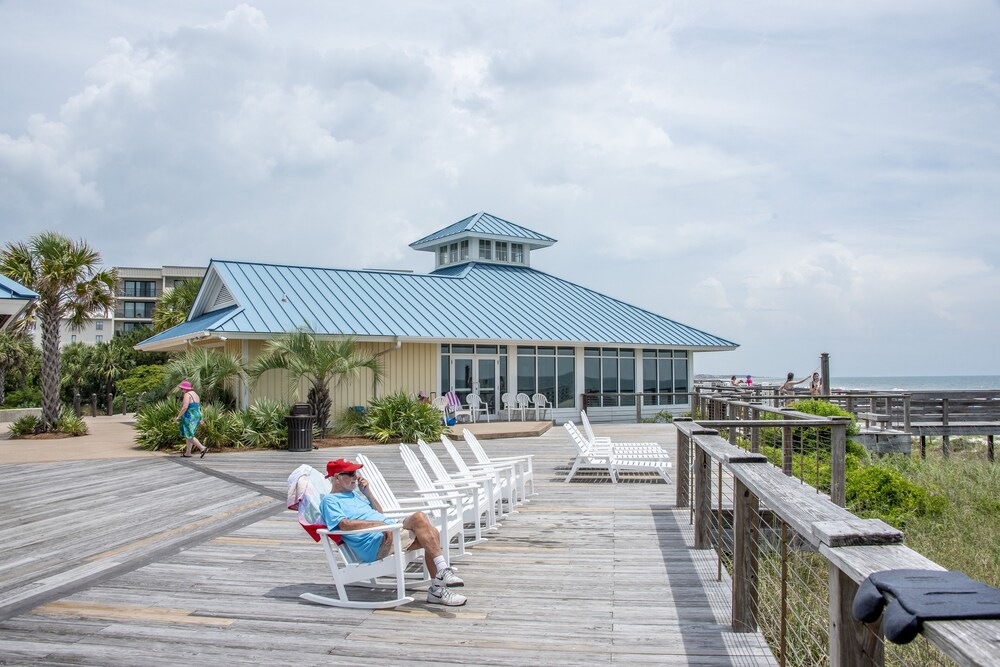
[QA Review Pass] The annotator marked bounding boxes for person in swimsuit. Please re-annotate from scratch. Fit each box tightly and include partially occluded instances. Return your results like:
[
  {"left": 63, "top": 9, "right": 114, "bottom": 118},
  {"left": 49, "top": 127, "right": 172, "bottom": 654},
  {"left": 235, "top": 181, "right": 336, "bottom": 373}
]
[
  {"left": 174, "top": 381, "right": 207, "bottom": 458},
  {"left": 809, "top": 372, "right": 823, "bottom": 397},
  {"left": 779, "top": 371, "right": 810, "bottom": 395}
]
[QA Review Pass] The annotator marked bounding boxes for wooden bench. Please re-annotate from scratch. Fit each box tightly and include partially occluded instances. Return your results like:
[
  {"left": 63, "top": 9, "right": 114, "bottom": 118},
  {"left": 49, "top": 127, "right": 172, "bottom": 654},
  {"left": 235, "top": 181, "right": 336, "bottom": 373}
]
[{"left": 856, "top": 411, "right": 894, "bottom": 430}]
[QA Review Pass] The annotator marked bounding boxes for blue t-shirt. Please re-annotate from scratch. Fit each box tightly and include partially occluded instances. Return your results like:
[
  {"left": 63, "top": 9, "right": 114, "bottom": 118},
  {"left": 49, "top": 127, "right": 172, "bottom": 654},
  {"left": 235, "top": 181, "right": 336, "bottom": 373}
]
[{"left": 319, "top": 489, "right": 395, "bottom": 562}]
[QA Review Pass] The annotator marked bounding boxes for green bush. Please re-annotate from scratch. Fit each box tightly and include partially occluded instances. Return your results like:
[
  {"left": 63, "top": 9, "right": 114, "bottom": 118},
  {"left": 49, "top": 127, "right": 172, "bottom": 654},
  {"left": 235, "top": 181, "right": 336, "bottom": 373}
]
[
  {"left": 135, "top": 398, "right": 184, "bottom": 451},
  {"left": 199, "top": 403, "right": 238, "bottom": 449},
  {"left": 642, "top": 410, "right": 674, "bottom": 424},
  {"left": 2, "top": 387, "right": 42, "bottom": 408},
  {"left": 54, "top": 407, "right": 88, "bottom": 436},
  {"left": 332, "top": 406, "right": 367, "bottom": 435},
  {"left": 361, "top": 391, "right": 445, "bottom": 443},
  {"left": 8, "top": 414, "right": 41, "bottom": 437},
  {"left": 237, "top": 399, "right": 289, "bottom": 448},
  {"left": 117, "top": 365, "right": 170, "bottom": 407},
  {"left": 846, "top": 464, "right": 947, "bottom": 529}
]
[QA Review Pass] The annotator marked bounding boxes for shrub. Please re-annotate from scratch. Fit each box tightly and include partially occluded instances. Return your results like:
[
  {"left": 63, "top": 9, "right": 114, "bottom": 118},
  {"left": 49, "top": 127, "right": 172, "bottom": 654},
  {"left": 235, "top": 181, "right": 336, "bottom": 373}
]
[
  {"left": 238, "top": 399, "right": 289, "bottom": 448},
  {"left": 135, "top": 398, "right": 184, "bottom": 451},
  {"left": 2, "top": 387, "right": 42, "bottom": 408},
  {"left": 332, "top": 406, "right": 367, "bottom": 435},
  {"left": 846, "top": 464, "right": 947, "bottom": 529},
  {"left": 8, "top": 414, "right": 40, "bottom": 437},
  {"left": 117, "top": 365, "right": 170, "bottom": 408},
  {"left": 361, "top": 391, "right": 445, "bottom": 443},
  {"left": 199, "top": 403, "right": 239, "bottom": 449},
  {"left": 642, "top": 410, "right": 674, "bottom": 424},
  {"left": 54, "top": 407, "right": 87, "bottom": 436}
]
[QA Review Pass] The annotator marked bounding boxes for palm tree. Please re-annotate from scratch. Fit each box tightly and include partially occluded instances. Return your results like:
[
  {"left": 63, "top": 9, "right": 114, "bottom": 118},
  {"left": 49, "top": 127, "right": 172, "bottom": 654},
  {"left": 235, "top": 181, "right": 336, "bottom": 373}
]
[
  {"left": 250, "top": 328, "right": 383, "bottom": 438},
  {"left": 0, "top": 233, "right": 116, "bottom": 429},
  {"left": 153, "top": 278, "right": 202, "bottom": 332},
  {"left": 93, "top": 341, "right": 134, "bottom": 400},
  {"left": 165, "top": 347, "right": 247, "bottom": 408},
  {"left": 60, "top": 341, "right": 94, "bottom": 402},
  {"left": 0, "top": 331, "right": 34, "bottom": 406}
]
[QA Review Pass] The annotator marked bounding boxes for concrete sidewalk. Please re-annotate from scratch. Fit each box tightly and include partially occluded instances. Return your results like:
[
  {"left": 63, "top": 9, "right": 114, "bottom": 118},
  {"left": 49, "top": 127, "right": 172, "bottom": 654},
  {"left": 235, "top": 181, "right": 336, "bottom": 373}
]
[{"left": 0, "top": 415, "right": 170, "bottom": 464}]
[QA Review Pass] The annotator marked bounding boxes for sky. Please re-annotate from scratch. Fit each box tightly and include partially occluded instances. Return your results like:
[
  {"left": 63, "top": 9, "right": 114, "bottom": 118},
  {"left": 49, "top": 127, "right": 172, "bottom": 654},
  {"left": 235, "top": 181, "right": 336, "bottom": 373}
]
[{"left": 1, "top": 1, "right": 998, "bottom": 378}]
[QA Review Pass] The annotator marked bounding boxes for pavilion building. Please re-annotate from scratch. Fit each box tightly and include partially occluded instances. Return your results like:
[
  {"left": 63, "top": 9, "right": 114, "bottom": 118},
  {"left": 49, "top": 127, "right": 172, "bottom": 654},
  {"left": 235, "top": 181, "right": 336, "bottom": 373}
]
[{"left": 136, "top": 212, "right": 737, "bottom": 421}]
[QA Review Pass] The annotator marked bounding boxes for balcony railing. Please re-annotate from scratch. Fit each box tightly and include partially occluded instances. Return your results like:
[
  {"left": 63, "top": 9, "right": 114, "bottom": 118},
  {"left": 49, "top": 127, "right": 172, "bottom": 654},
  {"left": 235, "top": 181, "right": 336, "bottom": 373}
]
[{"left": 115, "top": 287, "right": 158, "bottom": 298}]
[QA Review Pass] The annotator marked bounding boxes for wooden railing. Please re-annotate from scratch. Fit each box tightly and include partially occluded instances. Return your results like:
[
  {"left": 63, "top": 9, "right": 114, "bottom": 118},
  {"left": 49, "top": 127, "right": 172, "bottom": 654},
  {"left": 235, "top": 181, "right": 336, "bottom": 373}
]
[
  {"left": 580, "top": 391, "right": 692, "bottom": 423},
  {"left": 675, "top": 418, "right": 1000, "bottom": 666}
]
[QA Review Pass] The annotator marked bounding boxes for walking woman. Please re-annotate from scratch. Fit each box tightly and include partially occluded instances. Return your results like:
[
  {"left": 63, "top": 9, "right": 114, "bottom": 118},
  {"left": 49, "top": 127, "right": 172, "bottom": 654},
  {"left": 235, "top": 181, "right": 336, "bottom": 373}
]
[{"left": 174, "top": 381, "right": 208, "bottom": 458}]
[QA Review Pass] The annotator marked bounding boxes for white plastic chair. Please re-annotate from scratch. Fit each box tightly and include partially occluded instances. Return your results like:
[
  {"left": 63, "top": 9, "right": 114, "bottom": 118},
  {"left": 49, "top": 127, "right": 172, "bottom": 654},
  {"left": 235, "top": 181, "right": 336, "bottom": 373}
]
[
  {"left": 440, "top": 434, "right": 519, "bottom": 513},
  {"left": 500, "top": 392, "right": 516, "bottom": 421},
  {"left": 398, "top": 444, "right": 490, "bottom": 542},
  {"left": 515, "top": 393, "right": 531, "bottom": 420},
  {"left": 462, "top": 428, "right": 536, "bottom": 500},
  {"left": 466, "top": 393, "right": 490, "bottom": 423},
  {"left": 579, "top": 411, "right": 666, "bottom": 452},
  {"left": 445, "top": 391, "right": 473, "bottom": 423},
  {"left": 531, "top": 393, "right": 550, "bottom": 421},
  {"left": 417, "top": 438, "right": 508, "bottom": 522},
  {"left": 563, "top": 422, "right": 672, "bottom": 484},
  {"left": 431, "top": 396, "right": 449, "bottom": 423}
]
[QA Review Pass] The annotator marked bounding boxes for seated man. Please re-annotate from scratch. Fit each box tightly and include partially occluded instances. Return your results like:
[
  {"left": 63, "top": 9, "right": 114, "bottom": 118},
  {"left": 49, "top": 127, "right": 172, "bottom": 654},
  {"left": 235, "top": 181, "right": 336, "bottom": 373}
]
[{"left": 319, "top": 458, "right": 467, "bottom": 607}]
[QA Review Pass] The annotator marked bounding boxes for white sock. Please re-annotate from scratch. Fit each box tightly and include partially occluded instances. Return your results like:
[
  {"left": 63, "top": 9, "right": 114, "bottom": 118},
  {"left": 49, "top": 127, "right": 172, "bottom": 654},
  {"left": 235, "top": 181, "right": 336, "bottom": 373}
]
[{"left": 433, "top": 556, "right": 448, "bottom": 576}]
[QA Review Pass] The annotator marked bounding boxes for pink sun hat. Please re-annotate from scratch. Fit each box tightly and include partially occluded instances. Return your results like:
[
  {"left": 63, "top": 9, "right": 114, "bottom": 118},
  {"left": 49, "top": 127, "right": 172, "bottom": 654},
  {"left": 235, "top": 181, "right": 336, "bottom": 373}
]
[{"left": 178, "top": 381, "right": 193, "bottom": 391}]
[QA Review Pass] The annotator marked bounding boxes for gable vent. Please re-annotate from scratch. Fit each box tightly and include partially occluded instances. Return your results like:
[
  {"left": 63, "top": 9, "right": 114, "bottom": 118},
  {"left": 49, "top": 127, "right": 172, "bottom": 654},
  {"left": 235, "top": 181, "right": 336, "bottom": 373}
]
[{"left": 212, "top": 285, "right": 234, "bottom": 309}]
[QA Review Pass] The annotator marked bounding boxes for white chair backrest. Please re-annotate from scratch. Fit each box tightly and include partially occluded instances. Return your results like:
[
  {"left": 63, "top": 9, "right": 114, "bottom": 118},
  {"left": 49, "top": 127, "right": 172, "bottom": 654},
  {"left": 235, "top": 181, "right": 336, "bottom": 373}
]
[
  {"left": 356, "top": 454, "right": 402, "bottom": 510},
  {"left": 467, "top": 394, "right": 482, "bottom": 409},
  {"left": 399, "top": 444, "right": 436, "bottom": 490},
  {"left": 516, "top": 393, "right": 530, "bottom": 408},
  {"left": 462, "top": 429, "right": 491, "bottom": 466},
  {"left": 532, "top": 393, "right": 547, "bottom": 408},
  {"left": 417, "top": 439, "right": 453, "bottom": 482},
  {"left": 580, "top": 410, "right": 598, "bottom": 443},
  {"left": 439, "top": 435, "right": 473, "bottom": 475},
  {"left": 431, "top": 396, "right": 448, "bottom": 411},
  {"left": 501, "top": 392, "right": 513, "bottom": 408},
  {"left": 563, "top": 422, "right": 592, "bottom": 455}
]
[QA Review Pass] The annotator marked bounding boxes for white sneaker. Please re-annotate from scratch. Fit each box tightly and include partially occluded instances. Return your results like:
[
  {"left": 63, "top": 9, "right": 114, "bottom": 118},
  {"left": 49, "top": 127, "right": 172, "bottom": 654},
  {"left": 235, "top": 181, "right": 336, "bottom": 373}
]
[
  {"left": 435, "top": 567, "right": 464, "bottom": 587},
  {"left": 427, "top": 584, "right": 467, "bottom": 606}
]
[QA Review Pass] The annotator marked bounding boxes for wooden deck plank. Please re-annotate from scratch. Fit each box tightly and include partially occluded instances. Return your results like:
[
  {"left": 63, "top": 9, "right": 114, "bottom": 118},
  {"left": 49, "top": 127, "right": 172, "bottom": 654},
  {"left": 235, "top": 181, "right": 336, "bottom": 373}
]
[{"left": 0, "top": 424, "right": 778, "bottom": 665}]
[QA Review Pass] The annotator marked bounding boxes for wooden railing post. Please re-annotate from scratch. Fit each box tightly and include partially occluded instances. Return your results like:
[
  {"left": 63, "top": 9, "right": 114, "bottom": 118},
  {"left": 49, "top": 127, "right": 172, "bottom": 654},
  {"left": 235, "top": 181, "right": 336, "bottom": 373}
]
[
  {"left": 830, "top": 566, "right": 884, "bottom": 666},
  {"left": 941, "top": 398, "right": 950, "bottom": 458},
  {"left": 636, "top": 394, "right": 642, "bottom": 423},
  {"left": 830, "top": 418, "right": 849, "bottom": 507},
  {"left": 903, "top": 394, "right": 911, "bottom": 432},
  {"left": 733, "top": 479, "right": 760, "bottom": 632},
  {"left": 987, "top": 435, "right": 995, "bottom": 464},
  {"left": 694, "top": 436, "right": 714, "bottom": 548},
  {"left": 781, "top": 423, "right": 793, "bottom": 476},
  {"left": 675, "top": 418, "right": 692, "bottom": 507},
  {"left": 750, "top": 405, "right": 761, "bottom": 453}
]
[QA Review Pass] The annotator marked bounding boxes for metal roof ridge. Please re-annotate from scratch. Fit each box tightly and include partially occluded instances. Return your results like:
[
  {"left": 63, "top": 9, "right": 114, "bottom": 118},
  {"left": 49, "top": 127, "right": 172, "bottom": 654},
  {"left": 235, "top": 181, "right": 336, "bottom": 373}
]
[{"left": 210, "top": 258, "right": 438, "bottom": 278}]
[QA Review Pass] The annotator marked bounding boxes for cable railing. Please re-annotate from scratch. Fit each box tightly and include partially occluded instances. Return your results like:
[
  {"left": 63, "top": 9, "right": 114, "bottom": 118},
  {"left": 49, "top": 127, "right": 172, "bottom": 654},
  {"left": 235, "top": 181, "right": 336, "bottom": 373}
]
[{"left": 675, "top": 418, "right": 999, "bottom": 666}]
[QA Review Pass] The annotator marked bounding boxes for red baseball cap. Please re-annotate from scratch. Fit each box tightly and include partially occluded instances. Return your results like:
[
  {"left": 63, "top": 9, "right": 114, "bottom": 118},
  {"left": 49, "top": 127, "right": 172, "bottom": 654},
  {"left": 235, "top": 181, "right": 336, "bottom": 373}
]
[{"left": 325, "top": 459, "right": 363, "bottom": 478}]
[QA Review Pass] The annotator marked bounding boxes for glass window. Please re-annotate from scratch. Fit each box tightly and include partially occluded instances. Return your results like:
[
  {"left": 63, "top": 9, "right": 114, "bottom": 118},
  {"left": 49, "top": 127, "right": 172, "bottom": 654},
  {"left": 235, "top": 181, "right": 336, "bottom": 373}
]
[
  {"left": 643, "top": 356, "right": 658, "bottom": 405},
  {"left": 557, "top": 356, "right": 575, "bottom": 407},
  {"left": 511, "top": 243, "right": 524, "bottom": 263},
  {"left": 674, "top": 356, "right": 689, "bottom": 401},
  {"left": 537, "top": 355, "right": 555, "bottom": 405},
  {"left": 95, "top": 322, "right": 104, "bottom": 331},
  {"left": 460, "top": 240, "right": 469, "bottom": 260},
  {"left": 449, "top": 243, "right": 458, "bottom": 263},
  {"left": 95, "top": 335, "right": 103, "bottom": 343},
  {"left": 439, "top": 246, "right": 448, "bottom": 265},
  {"left": 452, "top": 344, "right": 474, "bottom": 354},
  {"left": 584, "top": 357, "right": 601, "bottom": 407},
  {"left": 440, "top": 348, "right": 450, "bottom": 396},
  {"left": 475, "top": 345, "right": 497, "bottom": 355},
  {"left": 124, "top": 301, "right": 153, "bottom": 318},
  {"left": 517, "top": 352, "right": 535, "bottom": 395},
  {"left": 479, "top": 240, "right": 491, "bottom": 259},
  {"left": 620, "top": 356, "right": 635, "bottom": 406},
  {"left": 71, "top": 334, "right": 77, "bottom": 343},
  {"left": 124, "top": 281, "right": 156, "bottom": 297},
  {"left": 496, "top": 242, "right": 508, "bottom": 262}
]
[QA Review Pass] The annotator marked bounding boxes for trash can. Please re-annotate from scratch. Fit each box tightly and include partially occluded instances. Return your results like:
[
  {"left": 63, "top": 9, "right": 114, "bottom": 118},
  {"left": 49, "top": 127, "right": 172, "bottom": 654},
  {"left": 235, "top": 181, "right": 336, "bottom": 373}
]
[{"left": 286, "top": 403, "right": 314, "bottom": 452}]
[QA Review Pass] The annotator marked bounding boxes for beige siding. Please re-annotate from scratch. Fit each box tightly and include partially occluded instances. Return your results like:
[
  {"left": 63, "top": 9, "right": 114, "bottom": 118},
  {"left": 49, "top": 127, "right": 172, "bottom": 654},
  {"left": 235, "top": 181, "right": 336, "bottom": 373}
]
[{"left": 231, "top": 339, "right": 437, "bottom": 416}]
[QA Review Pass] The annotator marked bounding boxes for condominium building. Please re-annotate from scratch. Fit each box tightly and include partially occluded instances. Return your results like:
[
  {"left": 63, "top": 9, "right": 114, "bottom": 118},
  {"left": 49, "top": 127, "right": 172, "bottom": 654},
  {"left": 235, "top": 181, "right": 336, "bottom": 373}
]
[{"left": 31, "top": 265, "right": 205, "bottom": 347}]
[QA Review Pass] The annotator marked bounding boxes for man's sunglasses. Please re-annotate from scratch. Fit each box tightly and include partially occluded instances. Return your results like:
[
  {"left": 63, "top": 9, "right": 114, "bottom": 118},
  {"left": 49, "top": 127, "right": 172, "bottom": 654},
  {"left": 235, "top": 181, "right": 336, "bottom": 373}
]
[{"left": 338, "top": 471, "right": 357, "bottom": 478}]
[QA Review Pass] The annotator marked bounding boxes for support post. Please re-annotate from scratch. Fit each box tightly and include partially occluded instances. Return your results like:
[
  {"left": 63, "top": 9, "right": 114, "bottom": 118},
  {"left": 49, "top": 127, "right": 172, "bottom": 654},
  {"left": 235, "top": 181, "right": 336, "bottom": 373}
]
[
  {"left": 73, "top": 392, "right": 81, "bottom": 418},
  {"left": 988, "top": 435, "right": 995, "bottom": 464},
  {"left": 732, "top": 479, "right": 760, "bottom": 632},
  {"left": 781, "top": 425, "right": 793, "bottom": 476},
  {"left": 902, "top": 394, "right": 911, "bottom": 433},
  {"left": 106, "top": 392, "right": 113, "bottom": 416},
  {"left": 941, "top": 398, "right": 950, "bottom": 458},
  {"left": 90, "top": 393, "right": 97, "bottom": 417},
  {"left": 830, "top": 418, "right": 849, "bottom": 507},
  {"left": 636, "top": 395, "right": 642, "bottom": 424},
  {"left": 120, "top": 393, "right": 127, "bottom": 415},
  {"left": 820, "top": 352, "right": 830, "bottom": 396},
  {"left": 136, "top": 393, "right": 143, "bottom": 413},
  {"left": 694, "top": 441, "right": 713, "bottom": 548},
  {"left": 675, "top": 419, "right": 692, "bottom": 507},
  {"left": 920, "top": 435, "right": 927, "bottom": 459},
  {"left": 829, "top": 566, "right": 884, "bottom": 667}
]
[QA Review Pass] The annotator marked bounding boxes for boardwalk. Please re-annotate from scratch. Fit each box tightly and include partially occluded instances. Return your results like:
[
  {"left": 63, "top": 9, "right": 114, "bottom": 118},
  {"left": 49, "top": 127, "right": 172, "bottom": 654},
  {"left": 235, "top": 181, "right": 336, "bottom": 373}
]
[{"left": 0, "top": 423, "right": 776, "bottom": 666}]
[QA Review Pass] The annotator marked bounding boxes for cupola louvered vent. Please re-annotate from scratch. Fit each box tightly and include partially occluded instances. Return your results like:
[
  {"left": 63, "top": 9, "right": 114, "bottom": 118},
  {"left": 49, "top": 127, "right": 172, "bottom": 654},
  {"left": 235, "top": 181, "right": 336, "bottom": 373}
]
[{"left": 212, "top": 285, "right": 234, "bottom": 309}]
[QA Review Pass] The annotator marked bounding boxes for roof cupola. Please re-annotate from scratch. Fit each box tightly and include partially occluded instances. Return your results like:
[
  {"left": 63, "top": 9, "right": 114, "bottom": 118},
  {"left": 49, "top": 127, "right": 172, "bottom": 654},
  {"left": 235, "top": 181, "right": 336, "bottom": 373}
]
[{"left": 410, "top": 211, "right": 556, "bottom": 271}]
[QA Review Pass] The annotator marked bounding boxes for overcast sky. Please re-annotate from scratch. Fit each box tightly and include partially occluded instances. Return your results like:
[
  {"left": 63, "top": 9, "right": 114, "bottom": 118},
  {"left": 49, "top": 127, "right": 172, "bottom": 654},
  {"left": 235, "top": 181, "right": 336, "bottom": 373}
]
[{"left": 2, "top": 1, "right": 998, "bottom": 377}]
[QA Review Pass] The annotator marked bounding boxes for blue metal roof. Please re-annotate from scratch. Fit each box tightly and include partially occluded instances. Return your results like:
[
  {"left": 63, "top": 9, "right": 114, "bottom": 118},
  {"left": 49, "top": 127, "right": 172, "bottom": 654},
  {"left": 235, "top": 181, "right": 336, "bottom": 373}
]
[
  {"left": 0, "top": 274, "right": 38, "bottom": 300},
  {"left": 140, "top": 261, "right": 736, "bottom": 350},
  {"left": 410, "top": 212, "right": 557, "bottom": 249}
]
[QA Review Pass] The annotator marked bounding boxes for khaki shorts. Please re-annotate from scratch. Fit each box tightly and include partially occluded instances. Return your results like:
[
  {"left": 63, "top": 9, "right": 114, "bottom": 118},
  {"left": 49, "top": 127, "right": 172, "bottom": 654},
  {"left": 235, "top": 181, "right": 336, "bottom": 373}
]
[{"left": 376, "top": 528, "right": 416, "bottom": 560}]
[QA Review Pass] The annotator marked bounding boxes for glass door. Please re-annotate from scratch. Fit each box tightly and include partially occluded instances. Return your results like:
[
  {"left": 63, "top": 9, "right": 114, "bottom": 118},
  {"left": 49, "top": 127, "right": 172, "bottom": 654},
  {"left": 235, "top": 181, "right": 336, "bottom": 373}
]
[
  {"left": 452, "top": 357, "right": 474, "bottom": 400},
  {"left": 477, "top": 357, "right": 499, "bottom": 414}
]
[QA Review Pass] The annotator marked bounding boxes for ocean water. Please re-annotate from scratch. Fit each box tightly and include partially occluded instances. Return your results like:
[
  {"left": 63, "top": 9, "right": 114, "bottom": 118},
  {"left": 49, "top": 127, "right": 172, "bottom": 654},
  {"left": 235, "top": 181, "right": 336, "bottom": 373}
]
[{"left": 718, "top": 375, "right": 1000, "bottom": 391}]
